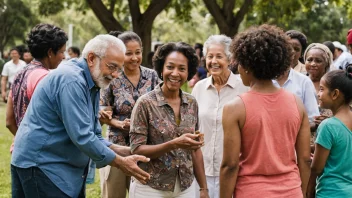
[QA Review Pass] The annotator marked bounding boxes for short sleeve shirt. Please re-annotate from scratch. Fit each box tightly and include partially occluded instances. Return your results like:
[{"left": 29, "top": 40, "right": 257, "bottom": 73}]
[
  {"left": 129, "top": 83, "right": 198, "bottom": 192},
  {"left": 100, "top": 66, "right": 160, "bottom": 145},
  {"left": 1, "top": 59, "right": 26, "bottom": 84},
  {"left": 315, "top": 117, "right": 352, "bottom": 197}
]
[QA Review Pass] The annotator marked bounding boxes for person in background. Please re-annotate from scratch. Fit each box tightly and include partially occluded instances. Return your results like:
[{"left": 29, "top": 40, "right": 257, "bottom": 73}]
[
  {"left": 22, "top": 50, "right": 33, "bottom": 64},
  {"left": 332, "top": 41, "right": 352, "bottom": 70},
  {"left": 274, "top": 35, "right": 319, "bottom": 133},
  {"left": 129, "top": 42, "right": 209, "bottom": 198},
  {"left": 68, "top": 46, "right": 81, "bottom": 59},
  {"left": 1, "top": 48, "right": 26, "bottom": 102},
  {"left": 99, "top": 31, "right": 160, "bottom": 198},
  {"left": 11, "top": 34, "right": 150, "bottom": 197},
  {"left": 285, "top": 30, "right": 308, "bottom": 74},
  {"left": 307, "top": 67, "right": 352, "bottom": 198},
  {"left": 6, "top": 24, "right": 67, "bottom": 153},
  {"left": 304, "top": 43, "right": 335, "bottom": 133},
  {"left": 194, "top": 43, "right": 205, "bottom": 67},
  {"left": 220, "top": 24, "right": 311, "bottom": 198},
  {"left": 347, "top": 29, "right": 352, "bottom": 53},
  {"left": 191, "top": 34, "right": 248, "bottom": 198}
]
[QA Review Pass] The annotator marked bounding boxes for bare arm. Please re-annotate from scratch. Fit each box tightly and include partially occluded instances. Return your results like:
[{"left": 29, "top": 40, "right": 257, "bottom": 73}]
[
  {"left": 220, "top": 98, "right": 243, "bottom": 198},
  {"left": 132, "top": 133, "right": 203, "bottom": 159},
  {"left": 307, "top": 142, "right": 330, "bottom": 198},
  {"left": 192, "top": 149, "right": 209, "bottom": 197},
  {"left": 6, "top": 94, "right": 17, "bottom": 135},
  {"left": 294, "top": 95, "right": 312, "bottom": 197},
  {"left": 109, "top": 144, "right": 131, "bottom": 157},
  {"left": 1, "top": 76, "right": 8, "bottom": 100}
]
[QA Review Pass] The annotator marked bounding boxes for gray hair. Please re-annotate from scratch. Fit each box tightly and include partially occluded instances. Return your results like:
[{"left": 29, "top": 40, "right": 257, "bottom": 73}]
[
  {"left": 82, "top": 34, "right": 126, "bottom": 59},
  {"left": 203, "top": 35, "right": 232, "bottom": 60}
]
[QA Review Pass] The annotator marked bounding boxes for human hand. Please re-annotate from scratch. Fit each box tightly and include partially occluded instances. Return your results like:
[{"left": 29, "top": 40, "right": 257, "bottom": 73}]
[
  {"left": 111, "top": 155, "right": 150, "bottom": 184},
  {"left": 99, "top": 106, "right": 113, "bottom": 119},
  {"left": 173, "top": 133, "right": 204, "bottom": 150},
  {"left": 2, "top": 92, "right": 6, "bottom": 102},
  {"left": 200, "top": 190, "right": 210, "bottom": 198},
  {"left": 120, "top": 118, "right": 130, "bottom": 130},
  {"left": 313, "top": 115, "right": 329, "bottom": 126}
]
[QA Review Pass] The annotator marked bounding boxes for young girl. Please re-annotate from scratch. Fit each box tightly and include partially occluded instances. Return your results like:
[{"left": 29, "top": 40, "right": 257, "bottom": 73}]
[{"left": 307, "top": 66, "right": 352, "bottom": 198}]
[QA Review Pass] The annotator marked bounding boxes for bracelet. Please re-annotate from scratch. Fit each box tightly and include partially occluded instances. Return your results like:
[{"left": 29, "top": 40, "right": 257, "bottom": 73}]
[{"left": 199, "top": 188, "right": 208, "bottom": 191}]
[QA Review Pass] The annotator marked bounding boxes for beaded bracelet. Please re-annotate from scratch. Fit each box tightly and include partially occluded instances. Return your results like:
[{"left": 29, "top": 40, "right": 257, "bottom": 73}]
[{"left": 199, "top": 188, "right": 209, "bottom": 191}]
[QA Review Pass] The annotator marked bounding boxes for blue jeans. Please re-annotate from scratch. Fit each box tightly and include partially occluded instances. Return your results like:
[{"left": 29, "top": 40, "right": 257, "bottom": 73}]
[{"left": 11, "top": 165, "right": 85, "bottom": 198}]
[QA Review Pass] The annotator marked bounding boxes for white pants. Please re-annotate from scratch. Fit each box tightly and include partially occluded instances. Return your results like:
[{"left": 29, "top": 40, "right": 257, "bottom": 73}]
[
  {"left": 195, "top": 176, "right": 219, "bottom": 198},
  {"left": 129, "top": 176, "right": 195, "bottom": 198}
]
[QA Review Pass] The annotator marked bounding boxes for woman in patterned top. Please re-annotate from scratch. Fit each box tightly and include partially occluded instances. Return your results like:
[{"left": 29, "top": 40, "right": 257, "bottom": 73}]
[
  {"left": 99, "top": 31, "right": 160, "bottom": 198},
  {"left": 129, "top": 42, "right": 209, "bottom": 198},
  {"left": 6, "top": 23, "right": 67, "bottom": 151}
]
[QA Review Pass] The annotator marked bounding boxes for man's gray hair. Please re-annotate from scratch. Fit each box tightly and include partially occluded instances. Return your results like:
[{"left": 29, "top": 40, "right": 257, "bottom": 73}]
[
  {"left": 203, "top": 35, "right": 232, "bottom": 61},
  {"left": 82, "top": 34, "right": 126, "bottom": 59}
]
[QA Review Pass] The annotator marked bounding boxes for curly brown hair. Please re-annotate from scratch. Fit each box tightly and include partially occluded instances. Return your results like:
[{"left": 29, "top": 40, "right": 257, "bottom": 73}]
[
  {"left": 231, "top": 24, "right": 293, "bottom": 80},
  {"left": 153, "top": 42, "right": 198, "bottom": 81}
]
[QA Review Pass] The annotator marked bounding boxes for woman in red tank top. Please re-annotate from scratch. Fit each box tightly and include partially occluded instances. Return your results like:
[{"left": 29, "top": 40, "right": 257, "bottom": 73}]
[{"left": 220, "top": 25, "right": 311, "bottom": 198}]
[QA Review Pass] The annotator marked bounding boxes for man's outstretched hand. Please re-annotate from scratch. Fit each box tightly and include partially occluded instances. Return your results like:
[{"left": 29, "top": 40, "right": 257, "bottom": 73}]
[{"left": 111, "top": 155, "right": 150, "bottom": 184}]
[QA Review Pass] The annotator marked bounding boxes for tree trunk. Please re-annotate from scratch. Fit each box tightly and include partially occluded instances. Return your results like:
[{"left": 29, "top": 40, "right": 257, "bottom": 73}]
[
  {"left": 203, "top": 0, "right": 253, "bottom": 37},
  {"left": 134, "top": 24, "right": 152, "bottom": 67}
]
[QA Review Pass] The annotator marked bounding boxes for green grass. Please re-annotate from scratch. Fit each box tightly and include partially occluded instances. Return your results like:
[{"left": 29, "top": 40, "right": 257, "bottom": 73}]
[{"left": 0, "top": 101, "right": 102, "bottom": 197}]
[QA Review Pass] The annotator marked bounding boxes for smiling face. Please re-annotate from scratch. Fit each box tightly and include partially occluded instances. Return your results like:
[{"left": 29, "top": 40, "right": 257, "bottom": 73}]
[
  {"left": 205, "top": 44, "right": 229, "bottom": 77},
  {"left": 305, "top": 48, "right": 328, "bottom": 81},
  {"left": 124, "top": 40, "right": 142, "bottom": 71},
  {"left": 317, "top": 77, "right": 333, "bottom": 109},
  {"left": 161, "top": 51, "right": 188, "bottom": 92},
  {"left": 91, "top": 46, "right": 125, "bottom": 88}
]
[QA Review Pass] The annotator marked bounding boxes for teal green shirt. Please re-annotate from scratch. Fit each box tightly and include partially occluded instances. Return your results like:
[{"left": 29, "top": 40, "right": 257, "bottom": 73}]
[{"left": 315, "top": 117, "right": 352, "bottom": 197}]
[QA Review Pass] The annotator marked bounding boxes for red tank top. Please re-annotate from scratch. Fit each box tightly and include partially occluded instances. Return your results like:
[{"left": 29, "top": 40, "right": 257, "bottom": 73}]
[{"left": 234, "top": 89, "right": 303, "bottom": 198}]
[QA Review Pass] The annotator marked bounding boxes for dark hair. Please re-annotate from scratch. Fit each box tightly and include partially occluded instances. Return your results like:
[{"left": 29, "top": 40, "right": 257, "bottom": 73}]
[
  {"left": 68, "top": 46, "right": 80, "bottom": 57},
  {"left": 194, "top": 43, "right": 204, "bottom": 58},
  {"left": 323, "top": 41, "right": 335, "bottom": 55},
  {"left": 323, "top": 66, "right": 352, "bottom": 104},
  {"left": 9, "top": 48, "right": 19, "bottom": 54},
  {"left": 153, "top": 42, "right": 198, "bottom": 81},
  {"left": 109, "top": 31, "right": 142, "bottom": 47},
  {"left": 26, "top": 24, "right": 67, "bottom": 59},
  {"left": 286, "top": 30, "right": 307, "bottom": 62},
  {"left": 154, "top": 44, "right": 163, "bottom": 52},
  {"left": 231, "top": 24, "right": 292, "bottom": 80}
]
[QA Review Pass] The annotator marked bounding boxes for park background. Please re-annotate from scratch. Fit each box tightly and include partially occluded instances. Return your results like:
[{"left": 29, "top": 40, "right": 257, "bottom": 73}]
[{"left": 1, "top": 0, "right": 352, "bottom": 197}]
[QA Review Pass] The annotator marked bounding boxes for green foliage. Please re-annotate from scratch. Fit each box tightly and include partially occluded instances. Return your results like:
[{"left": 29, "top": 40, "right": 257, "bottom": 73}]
[{"left": 0, "top": 0, "right": 38, "bottom": 53}]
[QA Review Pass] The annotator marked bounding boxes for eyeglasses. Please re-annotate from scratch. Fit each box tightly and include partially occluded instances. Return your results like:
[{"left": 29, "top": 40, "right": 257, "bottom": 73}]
[{"left": 95, "top": 54, "right": 124, "bottom": 74}]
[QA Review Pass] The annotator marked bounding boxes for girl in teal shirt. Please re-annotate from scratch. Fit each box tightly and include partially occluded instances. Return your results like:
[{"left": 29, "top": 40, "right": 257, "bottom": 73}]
[{"left": 307, "top": 66, "right": 352, "bottom": 198}]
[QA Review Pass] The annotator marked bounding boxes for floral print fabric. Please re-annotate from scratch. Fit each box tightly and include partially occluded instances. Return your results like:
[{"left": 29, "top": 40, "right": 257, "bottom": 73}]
[{"left": 129, "top": 84, "right": 199, "bottom": 192}]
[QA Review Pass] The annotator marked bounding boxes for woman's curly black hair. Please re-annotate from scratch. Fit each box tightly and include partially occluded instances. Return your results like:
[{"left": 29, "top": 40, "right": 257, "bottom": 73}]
[
  {"left": 26, "top": 24, "right": 67, "bottom": 59},
  {"left": 231, "top": 24, "right": 293, "bottom": 80},
  {"left": 152, "top": 42, "right": 198, "bottom": 81}
]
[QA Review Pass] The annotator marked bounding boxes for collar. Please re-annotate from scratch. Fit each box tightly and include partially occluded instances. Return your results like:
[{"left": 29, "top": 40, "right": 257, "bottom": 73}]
[
  {"left": 205, "top": 71, "right": 238, "bottom": 89},
  {"left": 74, "top": 58, "right": 96, "bottom": 90},
  {"left": 155, "top": 83, "right": 189, "bottom": 107}
]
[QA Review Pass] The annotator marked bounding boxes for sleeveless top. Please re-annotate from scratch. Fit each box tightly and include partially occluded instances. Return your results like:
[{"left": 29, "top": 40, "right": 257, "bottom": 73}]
[
  {"left": 235, "top": 89, "right": 303, "bottom": 198},
  {"left": 11, "top": 60, "right": 49, "bottom": 126}
]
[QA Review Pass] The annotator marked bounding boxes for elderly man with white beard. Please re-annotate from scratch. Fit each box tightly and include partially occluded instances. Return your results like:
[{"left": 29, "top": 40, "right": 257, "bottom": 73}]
[{"left": 11, "top": 34, "right": 150, "bottom": 198}]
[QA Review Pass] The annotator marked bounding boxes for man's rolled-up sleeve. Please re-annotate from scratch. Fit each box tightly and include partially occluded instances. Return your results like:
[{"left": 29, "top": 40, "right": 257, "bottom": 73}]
[{"left": 58, "top": 82, "right": 116, "bottom": 168}]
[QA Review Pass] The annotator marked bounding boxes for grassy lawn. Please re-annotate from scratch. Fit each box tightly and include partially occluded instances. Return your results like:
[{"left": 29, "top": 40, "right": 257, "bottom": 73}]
[{"left": 0, "top": 101, "right": 102, "bottom": 198}]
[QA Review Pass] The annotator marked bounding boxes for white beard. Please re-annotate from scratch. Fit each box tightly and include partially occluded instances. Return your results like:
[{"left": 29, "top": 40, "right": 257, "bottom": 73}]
[{"left": 91, "top": 60, "right": 112, "bottom": 89}]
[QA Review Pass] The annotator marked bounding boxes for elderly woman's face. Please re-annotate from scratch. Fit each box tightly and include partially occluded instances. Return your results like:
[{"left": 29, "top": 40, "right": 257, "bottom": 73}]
[
  {"left": 205, "top": 44, "right": 229, "bottom": 77},
  {"left": 162, "top": 51, "right": 188, "bottom": 92},
  {"left": 305, "top": 48, "right": 328, "bottom": 80}
]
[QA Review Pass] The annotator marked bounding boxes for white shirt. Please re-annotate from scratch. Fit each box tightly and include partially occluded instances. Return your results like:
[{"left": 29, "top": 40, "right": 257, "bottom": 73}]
[
  {"left": 192, "top": 72, "right": 249, "bottom": 176},
  {"left": 333, "top": 52, "right": 352, "bottom": 70},
  {"left": 1, "top": 59, "right": 26, "bottom": 84},
  {"left": 273, "top": 69, "right": 320, "bottom": 122}
]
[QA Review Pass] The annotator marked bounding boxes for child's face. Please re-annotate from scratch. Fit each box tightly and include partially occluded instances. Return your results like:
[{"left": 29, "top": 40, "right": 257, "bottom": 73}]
[{"left": 318, "top": 78, "right": 333, "bottom": 109}]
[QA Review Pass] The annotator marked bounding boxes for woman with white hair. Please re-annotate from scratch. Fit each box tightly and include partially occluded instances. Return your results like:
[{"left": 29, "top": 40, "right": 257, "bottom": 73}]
[{"left": 191, "top": 35, "right": 248, "bottom": 198}]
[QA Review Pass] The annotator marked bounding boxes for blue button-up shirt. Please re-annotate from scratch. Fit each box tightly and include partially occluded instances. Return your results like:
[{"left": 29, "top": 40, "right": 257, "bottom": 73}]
[
  {"left": 273, "top": 68, "right": 320, "bottom": 122},
  {"left": 11, "top": 58, "right": 116, "bottom": 197}
]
